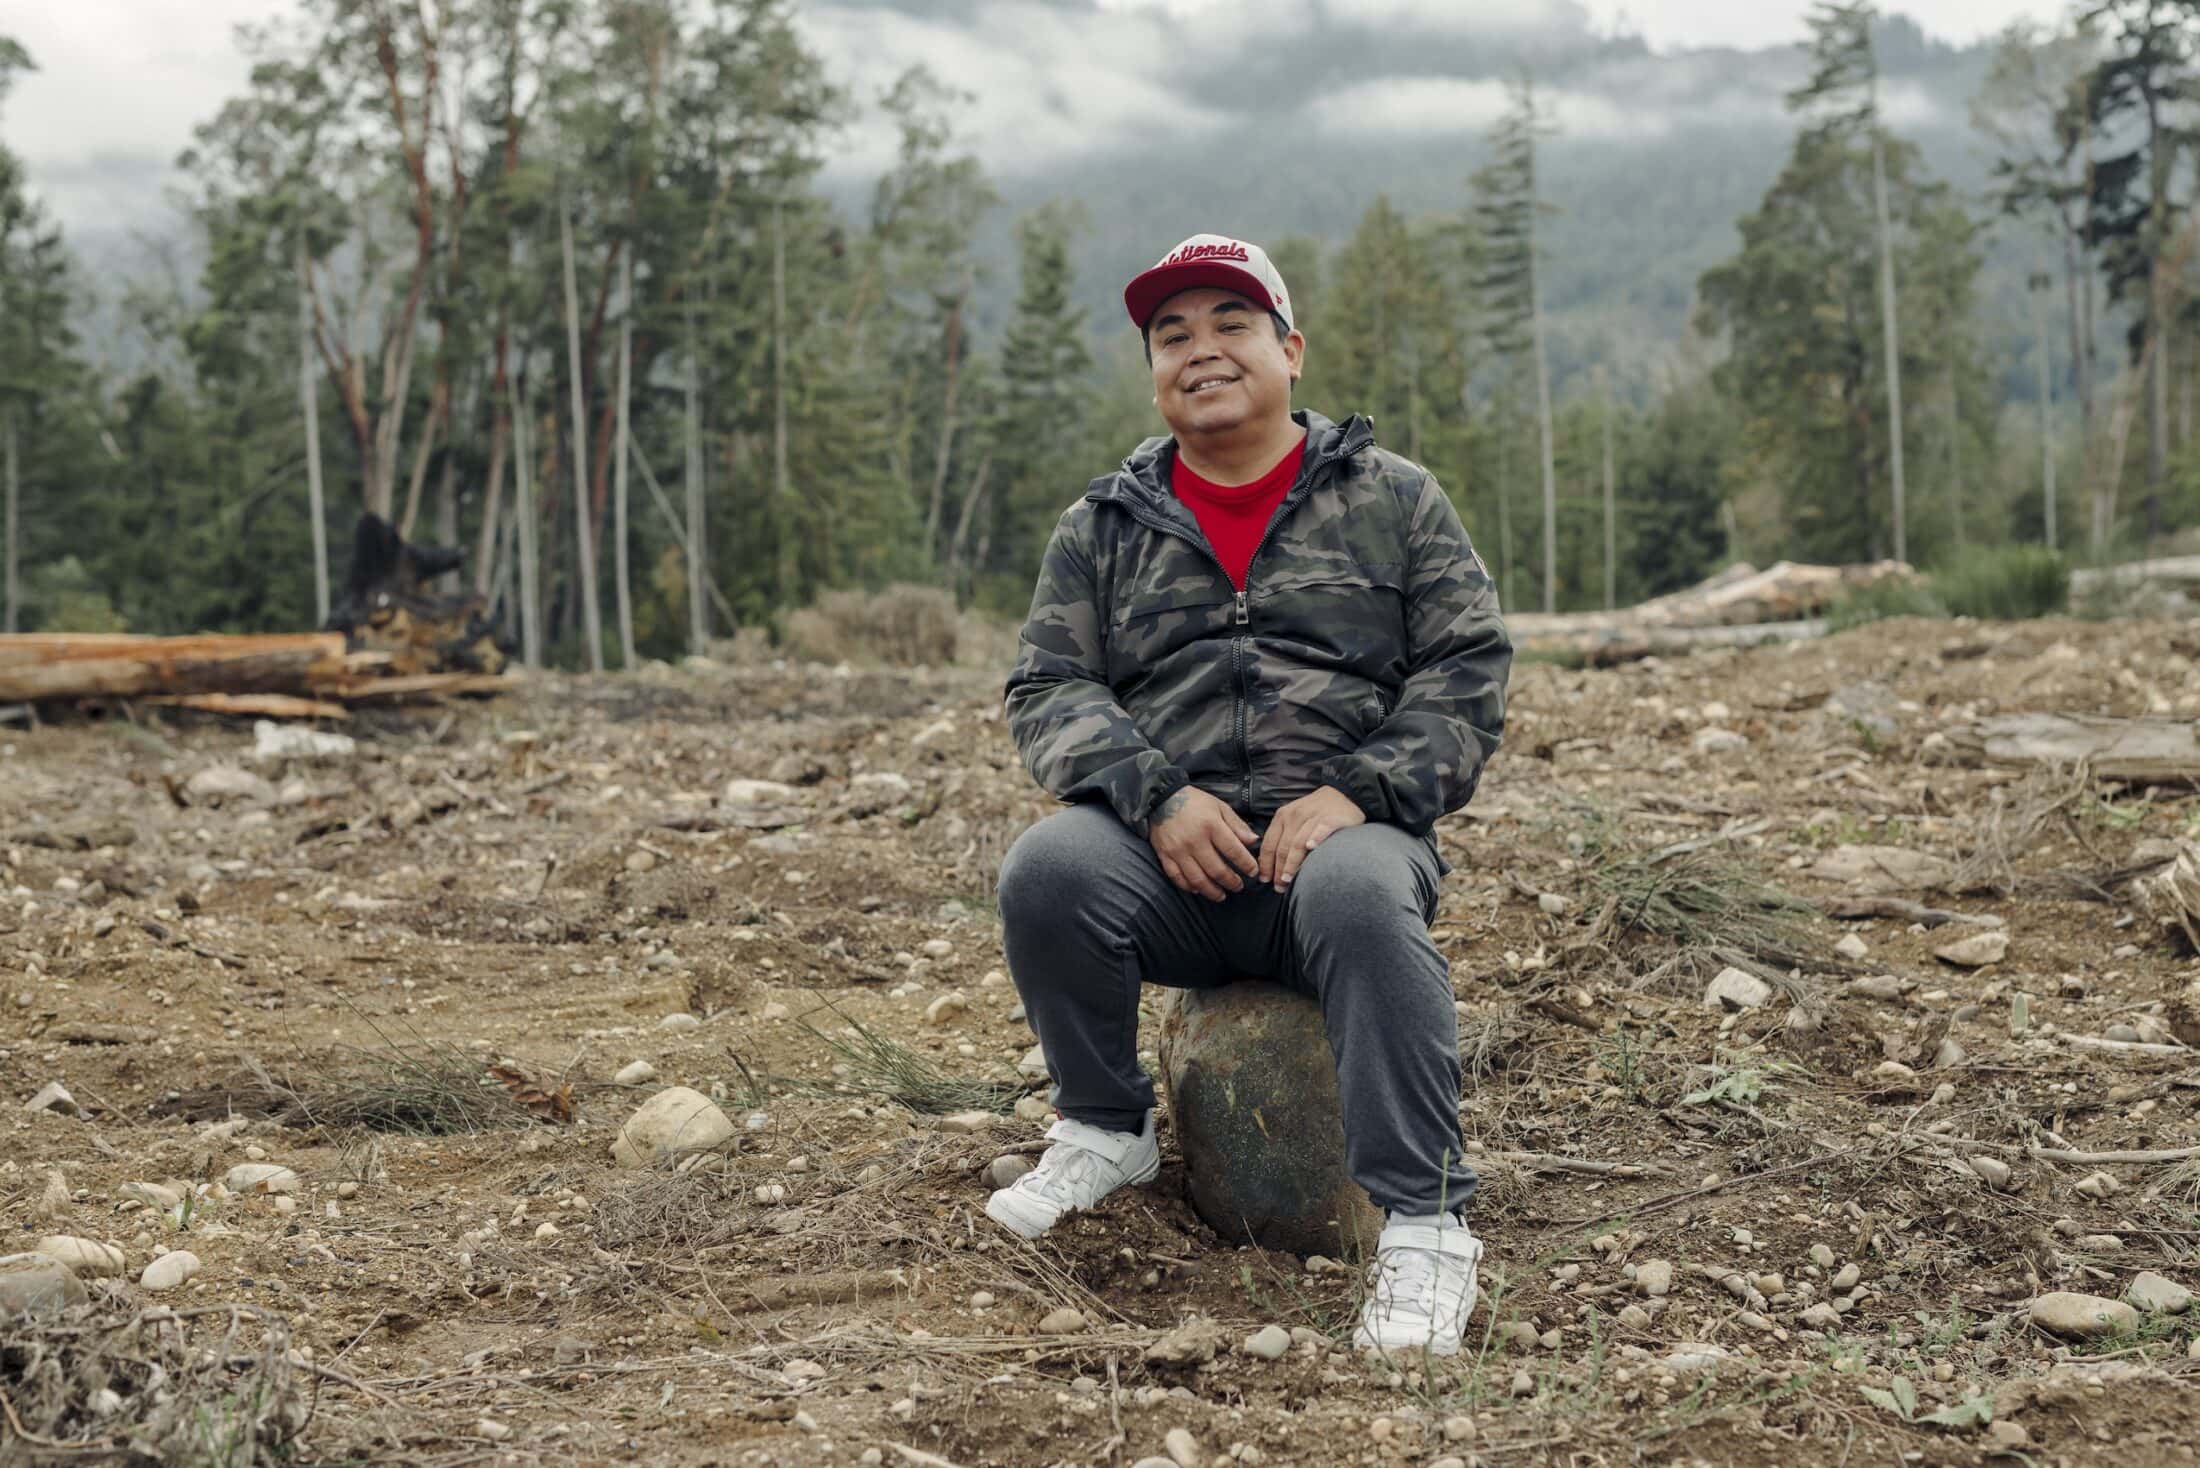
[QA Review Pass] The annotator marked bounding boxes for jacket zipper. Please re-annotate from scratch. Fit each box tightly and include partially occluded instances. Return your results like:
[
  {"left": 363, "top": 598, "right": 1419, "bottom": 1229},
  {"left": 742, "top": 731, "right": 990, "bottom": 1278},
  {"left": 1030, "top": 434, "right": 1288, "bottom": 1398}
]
[{"left": 1102, "top": 435, "right": 1344, "bottom": 817}]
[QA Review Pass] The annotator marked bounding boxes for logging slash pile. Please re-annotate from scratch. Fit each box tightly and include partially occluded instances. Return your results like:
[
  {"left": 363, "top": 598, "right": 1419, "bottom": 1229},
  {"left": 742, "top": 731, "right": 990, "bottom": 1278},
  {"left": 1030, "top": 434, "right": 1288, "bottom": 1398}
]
[{"left": 5, "top": 608, "right": 2200, "bottom": 1466}]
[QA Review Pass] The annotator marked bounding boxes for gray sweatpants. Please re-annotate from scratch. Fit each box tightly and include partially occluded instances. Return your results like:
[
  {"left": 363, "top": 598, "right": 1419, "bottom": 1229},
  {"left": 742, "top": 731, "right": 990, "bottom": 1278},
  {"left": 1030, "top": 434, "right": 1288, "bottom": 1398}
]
[{"left": 995, "top": 802, "right": 1477, "bottom": 1216}]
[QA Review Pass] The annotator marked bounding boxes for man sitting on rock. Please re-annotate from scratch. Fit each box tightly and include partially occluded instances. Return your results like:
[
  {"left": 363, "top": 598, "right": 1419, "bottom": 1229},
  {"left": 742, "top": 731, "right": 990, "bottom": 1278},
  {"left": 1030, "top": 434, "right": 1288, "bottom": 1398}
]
[{"left": 987, "top": 233, "right": 1512, "bottom": 1356}]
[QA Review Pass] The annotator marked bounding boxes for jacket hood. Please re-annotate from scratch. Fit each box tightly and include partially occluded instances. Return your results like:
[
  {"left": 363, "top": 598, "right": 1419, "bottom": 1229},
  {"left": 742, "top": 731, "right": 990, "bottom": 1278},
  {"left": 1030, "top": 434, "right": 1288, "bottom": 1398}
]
[{"left": 1086, "top": 409, "right": 1376, "bottom": 509}]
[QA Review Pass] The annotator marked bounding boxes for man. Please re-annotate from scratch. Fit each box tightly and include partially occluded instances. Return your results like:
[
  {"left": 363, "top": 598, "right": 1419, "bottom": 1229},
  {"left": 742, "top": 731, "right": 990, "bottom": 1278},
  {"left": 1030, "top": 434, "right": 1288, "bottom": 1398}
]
[{"left": 987, "top": 233, "right": 1511, "bottom": 1356}]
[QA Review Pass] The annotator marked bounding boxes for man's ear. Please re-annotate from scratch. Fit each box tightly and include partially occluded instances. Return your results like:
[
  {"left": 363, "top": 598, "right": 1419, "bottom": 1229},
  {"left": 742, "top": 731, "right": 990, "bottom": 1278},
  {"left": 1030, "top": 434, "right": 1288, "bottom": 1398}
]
[{"left": 1285, "top": 329, "right": 1306, "bottom": 382}]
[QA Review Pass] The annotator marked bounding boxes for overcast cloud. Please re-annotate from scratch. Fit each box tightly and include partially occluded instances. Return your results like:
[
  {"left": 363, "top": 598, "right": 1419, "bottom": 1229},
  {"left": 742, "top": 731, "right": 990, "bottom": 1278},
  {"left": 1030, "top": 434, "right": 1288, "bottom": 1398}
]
[{"left": 5, "top": 0, "right": 2071, "bottom": 232}]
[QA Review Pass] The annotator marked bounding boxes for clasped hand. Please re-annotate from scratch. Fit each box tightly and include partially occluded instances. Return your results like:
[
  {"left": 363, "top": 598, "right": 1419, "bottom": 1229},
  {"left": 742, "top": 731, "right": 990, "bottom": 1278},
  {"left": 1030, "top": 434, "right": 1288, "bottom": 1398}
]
[{"left": 1147, "top": 785, "right": 1365, "bottom": 902}]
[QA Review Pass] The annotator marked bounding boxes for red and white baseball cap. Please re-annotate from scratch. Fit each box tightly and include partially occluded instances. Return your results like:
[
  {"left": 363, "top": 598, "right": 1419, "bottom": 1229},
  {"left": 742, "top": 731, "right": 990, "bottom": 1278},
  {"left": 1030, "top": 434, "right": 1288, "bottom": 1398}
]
[{"left": 1123, "top": 233, "right": 1294, "bottom": 333}]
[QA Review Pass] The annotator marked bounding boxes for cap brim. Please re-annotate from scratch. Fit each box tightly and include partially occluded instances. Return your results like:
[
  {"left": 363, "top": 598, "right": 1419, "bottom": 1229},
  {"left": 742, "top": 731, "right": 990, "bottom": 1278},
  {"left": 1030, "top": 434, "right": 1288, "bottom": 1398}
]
[{"left": 1124, "top": 261, "right": 1279, "bottom": 331}]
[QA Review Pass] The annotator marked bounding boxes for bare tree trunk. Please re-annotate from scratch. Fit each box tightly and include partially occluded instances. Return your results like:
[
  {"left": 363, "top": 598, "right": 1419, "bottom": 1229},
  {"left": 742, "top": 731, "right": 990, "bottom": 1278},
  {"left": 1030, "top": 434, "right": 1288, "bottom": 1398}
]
[
  {"left": 2034, "top": 269, "right": 2058, "bottom": 551},
  {"left": 924, "top": 267, "right": 970, "bottom": 559},
  {"left": 683, "top": 304, "right": 709, "bottom": 652},
  {"left": 1528, "top": 241, "right": 1557, "bottom": 613},
  {"left": 1496, "top": 391, "right": 1517, "bottom": 612},
  {"left": 1944, "top": 373, "right": 1964, "bottom": 551},
  {"left": 1870, "top": 120, "right": 1908, "bottom": 566},
  {"left": 1599, "top": 364, "right": 1615, "bottom": 612},
  {"left": 297, "top": 248, "right": 330, "bottom": 625},
  {"left": 2, "top": 412, "right": 16, "bottom": 635},
  {"left": 612, "top": 252, "right": 636, "bottom": 669},
  {"left": 560, "top": 195, "right": 605, "bottom": 672},
  {"left": 771, "top": 196, "right": 793, "bottom": 603},
  {"left": 474, "top": 406, "right": 508, "bottom": 597},
  {"left": 511, "top": 372, "right": 543, "bottom": 668}
]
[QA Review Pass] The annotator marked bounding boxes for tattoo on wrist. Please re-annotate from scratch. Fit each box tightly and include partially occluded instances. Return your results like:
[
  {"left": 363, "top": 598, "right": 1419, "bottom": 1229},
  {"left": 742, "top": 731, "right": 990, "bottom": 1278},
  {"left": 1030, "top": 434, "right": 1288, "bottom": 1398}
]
[{"left": 1154, "top": 790, "right": 1189, "bottom": 825}]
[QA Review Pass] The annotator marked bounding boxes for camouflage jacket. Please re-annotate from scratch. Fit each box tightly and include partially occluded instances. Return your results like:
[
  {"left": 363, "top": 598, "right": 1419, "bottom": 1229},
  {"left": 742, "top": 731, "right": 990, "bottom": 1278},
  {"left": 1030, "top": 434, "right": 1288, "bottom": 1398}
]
[{"left": 1005, "top": 409, "right": 1511, "bottom": 839}]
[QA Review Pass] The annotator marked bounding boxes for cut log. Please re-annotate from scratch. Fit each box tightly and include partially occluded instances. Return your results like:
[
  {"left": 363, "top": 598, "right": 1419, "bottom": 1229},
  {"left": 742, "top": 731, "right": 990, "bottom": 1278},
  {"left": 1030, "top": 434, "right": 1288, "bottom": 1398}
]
[
  {"left": 0, "top": 637, "right": 345, "bottom": 703},
  {"left": 328, "top": 513, "right": 506, "bottom": 678},
  {"left": 2070, "top": 555, "right": 2200, "bottom": 596},
  {"left": 1510, "top": 560, "right": 1911, "bottom": 639},
  {"left": 143, "top": 693, "right": 351, "bottom": 721},
  {"left": 1946, "top": 714, "right": 2200, "bottom": 783},
  {"left": 1512, "top": 618, "right": 1826, "bottom": 666}
]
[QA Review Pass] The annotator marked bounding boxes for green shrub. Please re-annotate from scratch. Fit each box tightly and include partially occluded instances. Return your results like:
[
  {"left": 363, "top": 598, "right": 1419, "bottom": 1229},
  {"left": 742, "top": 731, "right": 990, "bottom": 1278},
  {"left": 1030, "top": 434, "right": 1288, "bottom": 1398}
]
[
  {"left": 1826, "top": 574, "right": 1943, "bottom": 631},
  {"left": 1933, "top": 545, "right": 2070, "bottom": 620}
]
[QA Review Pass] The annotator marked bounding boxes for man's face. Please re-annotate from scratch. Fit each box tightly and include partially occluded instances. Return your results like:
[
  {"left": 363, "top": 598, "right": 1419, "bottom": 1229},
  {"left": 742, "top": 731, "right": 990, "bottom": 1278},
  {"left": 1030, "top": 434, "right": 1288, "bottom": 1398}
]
[{"left": 1146, "top": 287, "right": 1304, "bottom": 441}]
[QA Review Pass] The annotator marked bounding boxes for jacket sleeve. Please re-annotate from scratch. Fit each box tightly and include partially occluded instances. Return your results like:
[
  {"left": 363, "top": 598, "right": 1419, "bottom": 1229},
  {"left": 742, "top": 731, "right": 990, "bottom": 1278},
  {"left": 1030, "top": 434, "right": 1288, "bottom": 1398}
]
[
  {"left": 1317, "top": 473, "right": 1511, "bottom": 836},
  {"left": 1004, "top": 510, "right": 1192, "bottom": 836}
]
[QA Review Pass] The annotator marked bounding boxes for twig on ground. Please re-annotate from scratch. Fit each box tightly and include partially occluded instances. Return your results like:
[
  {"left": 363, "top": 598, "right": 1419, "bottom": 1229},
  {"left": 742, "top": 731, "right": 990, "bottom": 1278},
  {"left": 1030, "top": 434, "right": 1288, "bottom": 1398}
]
[
  {"left": 2028, "top": 1144, "right": 2200, "bottom": 1166},
  {"left": 1820, "top": 896, "right": 2003, "bottom": 929}
]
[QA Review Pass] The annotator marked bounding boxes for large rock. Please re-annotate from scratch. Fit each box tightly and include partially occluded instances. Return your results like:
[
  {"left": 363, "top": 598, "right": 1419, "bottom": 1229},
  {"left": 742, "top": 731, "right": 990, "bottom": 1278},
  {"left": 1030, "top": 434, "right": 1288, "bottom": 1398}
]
[
  {"left": 611, "top": 1086, "right": 737, "bottom": 1168},
  {"left": 1158, "top": 982, "right": 1382, "bottom": 1257},
  {"left": 0, "top": 1253, "right": 88, "bottom": 1318}
]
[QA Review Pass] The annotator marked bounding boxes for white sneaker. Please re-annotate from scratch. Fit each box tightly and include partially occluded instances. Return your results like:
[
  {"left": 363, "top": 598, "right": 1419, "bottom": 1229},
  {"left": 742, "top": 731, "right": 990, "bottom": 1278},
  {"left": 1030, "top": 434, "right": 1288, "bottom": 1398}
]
[
  {"left": 984, "top": 1112, "right": 1160, "bottom": 1239},
  {"left": 1353, "top": 1211, "right": 1484, "bottom": 1356}
]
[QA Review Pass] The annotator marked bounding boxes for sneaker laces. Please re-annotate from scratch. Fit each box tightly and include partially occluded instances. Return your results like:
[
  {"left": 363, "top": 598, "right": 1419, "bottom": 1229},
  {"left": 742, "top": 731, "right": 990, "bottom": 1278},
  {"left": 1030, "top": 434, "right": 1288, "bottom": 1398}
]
[
  {"left": 1368, "top": 1225, "right": 1478, "bottom": 1320},
  {"left": 1012, "top": 1119, "right": 1134, "bottom": 1207}
]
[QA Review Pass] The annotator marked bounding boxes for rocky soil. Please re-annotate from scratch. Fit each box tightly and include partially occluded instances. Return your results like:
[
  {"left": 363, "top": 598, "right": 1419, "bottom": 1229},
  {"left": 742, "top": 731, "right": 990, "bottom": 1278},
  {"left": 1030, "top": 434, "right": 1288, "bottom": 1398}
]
[{"left": 4, "top": 615, "right": 2200, "bottom": 1466}]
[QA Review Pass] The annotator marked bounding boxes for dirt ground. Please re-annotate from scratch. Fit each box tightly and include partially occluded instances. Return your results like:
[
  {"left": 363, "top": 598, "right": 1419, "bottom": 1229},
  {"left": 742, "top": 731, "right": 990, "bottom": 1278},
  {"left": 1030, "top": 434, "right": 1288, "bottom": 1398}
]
[{"left": 5, "top": 615, "right": 2200, "bottom": 1467}]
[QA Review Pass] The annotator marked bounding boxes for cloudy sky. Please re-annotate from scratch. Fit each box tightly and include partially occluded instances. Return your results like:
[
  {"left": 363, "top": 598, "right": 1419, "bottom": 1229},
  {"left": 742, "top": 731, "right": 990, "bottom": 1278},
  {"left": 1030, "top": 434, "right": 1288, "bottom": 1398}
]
[{"left": 6, "top": 0, "right": 2071, "bottom": 232}]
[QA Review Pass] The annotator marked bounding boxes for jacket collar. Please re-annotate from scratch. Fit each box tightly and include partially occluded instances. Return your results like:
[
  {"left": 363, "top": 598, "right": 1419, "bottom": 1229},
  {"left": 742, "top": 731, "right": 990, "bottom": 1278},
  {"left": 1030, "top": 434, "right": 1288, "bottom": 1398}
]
[{"left": 1085, "top": 409, "right": 1375, "bottom": 509}]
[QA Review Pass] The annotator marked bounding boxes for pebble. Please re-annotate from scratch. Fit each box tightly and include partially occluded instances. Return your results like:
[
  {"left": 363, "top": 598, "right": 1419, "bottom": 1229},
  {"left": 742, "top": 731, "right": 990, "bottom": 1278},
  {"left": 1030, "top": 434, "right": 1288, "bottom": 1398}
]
[
  {"left": 478, "top": 1417, "right": 511, "bottom": 1441},
  {"left": 224, "top": 1164, "right": 298, "bottom": 1195},
  {"left": 1443, "top": 1415, "right": 1476, "bottom": 1442},
  {"left": 783, "top": 1357, "right": 827, "bottom": 1381},
  {"left": 1016, "top": 1043, "right": 1050, "bottom": 1078},
  {"left": 0, "top": 1255, "right": 88, "bottom": 1316},
  {"left": 140, "top": 1251, "right": 201, "bottom": 1292},
  {"left": 1799, "top": 1303, "right": 1842, "bottom": 1331},
  {"left": 1431, "top": 1460, "right": 1465, "bottom": 1468},
  {"left": 1132, "top": 1460, "right": 1176, "bottom": 1468},
  {"left": 937, "top": 1111, "right": 999, "bottom": 1134},
  {"left": 657, "top": 1012, "right": 701, "bottom": 1032},
  {"left": 2125, "top": 1272, "right": 2192, "bottom": 1314},
  {"left": 1985, "top": 1421, "right": 2031, "bottom": 1450},
  {"left": 969, "top": 1291, "right": 995, "bottom": 1309},
  {"left": 2074, "top": 1172, "right": 2121, "bottom": 1200},
  {"left": 24, "top": 1081, "right": 77, "bottom": 1116},
  {"left": 611, "top": 1087, "right": 736, "bottom": 1169},
  {"left": 2105, "top": 1022, "right": 2141, "bottom": 1042},
  {"left": 1163, "top": 1427, "right": 1203, "bottom": 1467},
  {"left": 983, "top": 1156, "right": 1033, "bottom": 1190},
  {"left": 613, "top": 1060, "right": 658, "bottom": 1086},
  {"left": 1014, "top": 1095, "right": 1054, "bottom": 1123},
  {"left": 1873, "top": 1060, "right": 1917, "bottom": 1084},
  {"left": 1846, "top": 974, "right": 1906, "bottom": 1000},
  {"left": 1692, "top": 726, "right": 1749, "bottom": 755},
  {"left": 1038, "top": 1307, "right": 1087, "bottom": 1334},
  {"left": 1144, "top": 1316, "right": 1223, "bottom": 1366},
  {"left": 1242, "top": 1323, "right": 1292, "bottom": 1360},
  {"left": 2030, "top": 1291, "right": 2138, "bottom": 1339},
  {"left": 120, "top": 1182, "right": 180, "bottom": 1210},
  {"left": 34, "top": 1237, "right": 125, "bottom": 1277},
  {"left": 924, "top": 991, "right": 968, "bottom": 1025},
  {"left": 1635, "top": 1259, "right": 1674, "bottom": 1297},
  {"left": 1829, "top": 1262, "right": 1860, "bottom": 1292},
  {"left": 1969, "top": 1156, "right": 2012, "bottom": 1190},
  {"left": 759, "top": 1001, "right": 790, "bottom": 1021},
  {"left": 1617, "top": 1304, "right": 1651, "bottom": 1330},
  {"left": 1537, "top": 891, "right": 1569, "bottom": 917},
  {"left": 1703, "top": 968, "right": 1772, "bottom": 1010},
  {"left": 1509, "top": 1368, "right": 1535, "bottom": 1396},
  {"left": 1933, "top": 929, "right": 2009, "bottom": 968},
  {"left": 534, "top": 1221, "right": 559, "bottom": 1239},
  {"left": 1833, "top": 933, "right": 1869, "bottom": 960}
]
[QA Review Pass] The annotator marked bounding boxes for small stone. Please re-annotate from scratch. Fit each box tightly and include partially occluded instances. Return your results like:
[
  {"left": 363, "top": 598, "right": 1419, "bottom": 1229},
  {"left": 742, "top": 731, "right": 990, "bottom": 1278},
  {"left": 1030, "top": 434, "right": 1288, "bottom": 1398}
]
[
  {"left": 624, "top": 850, "right": 657, "bottom": 874},
  {"left": 969, "top": 1291, "right": 995, "bottom": 1309},
  {"left": 1661, "top": 1344, "right": 1727, "bottom": 1373},
  {"left": 613, "top": 1060, "right": 658, "bottom": 1086},
  {"left": 1799, "top": 1303, "right": 1843, "bottom": 1330},
  {"left": 1985, "top": 1421, "right": 2031, "bottom": 1450},
  {"left": 1934, "top": 929, "right": 2009, "bottom": 968},
  {"left": 1017, "top": 1044, "right": 1050, "bottom": 1079},
  {"left": 1162, "top": 1428, "right": 1205, "bottom": 1468},
  {"left": 1873, "top": 1060, "right": 1918, "bottom": 1084},
  {"left": 336, "top": 1181, "right": 359, "bottom": 1199},
  {"left": 2105, "top": 1022, "right": 2141, "bottom": 1043},
  {"left": 936, "top": 1110, "right": 999, "bottom": 1134},
  {"left": 657, "top": 1012, "right": 701, "bottom": 1032},
  {"left": 1617, "top": 1304, "right": 1651, "bottom": 1330},
  {"left": 1833, "top": 933, "right": 1869, "bottom": 960},
  {"left": 1830, "top": 1262, "right": 1860, "bottom": 1292},
  {"left": 982, "top": 1155, "right": 1033, "bottom": 1190},
  {"left": 2074, "top": 1171, "right": 2121, "bottom": 1200},
  {"left": 1808, "top": 1243, "right": 1836, "bottom": 1269},
  {"left": 1443, "top": 1415, "right": 1476, "bottom": 1443},
  {"left": 140, "top": 1251, "right": 201, "bottom": 1292},
  {"left": 1969, "top": 1156, "right": 2012, "bottom": 1190},
  {"left": 35, "top": 1170, "right": 71, "bottom": 1218},
  {"left": 1846, "top": 974, "right": 1907, "bottom": 1000},
  {"left": 1242, "top": 1324, "right": 1291, "bottom": 1360},
  {"left": 477, "top": 1418, "right": 511, "bottom": 1441},
  {"left": 924, "top": 991, "right": 968, "bottom": 1025},
  {"left": 782, "top": 1357, "right": 827, "bottom": 1381},
  {"left": 1038, "top": 1307, "right": 1087, "bottom": 1334},
  {"left": 534, "top": 1221, "right": 559, "bottom": 1239},
  {"left": 2125, "top": 1272, "right": 2192, "bottom": 1314},
  {"left": 1704, "top": 968, "right": 1772, "bottom": 1010},
  {"left": 24, "top": 1081, "right": 77, "bottom": 1116},
  {"left": 224, "top": 1164, "right": 298, "bottom": 1195},
  {"left": 1692, "top": 726, "right": 1748, "bottom": 755},
  {"left": 1014, "top": 1094, "right": 1054, "bottom": 1123},
  {"left": 2030, "top": 1291, "right": 2138, "bottom": 1339},
  {"left": 921, "top": 938, "right": 954, "bottom": 960},
  {"left": 1537, "top": 891, "right": 1569, "bottom": 917},
  {"left": 1430, "top": 1459, "right": 1465, "bottom": 1468},
  {"left": 120, "top": 1182, "right": 180, "bottom": 1210},
  {"left": 1145, "top": 1315, "right": 1224, "bottom": 1366},
  {"left": 0, "top": 1255, "right": 88, "bottom": 1317},
  {"left": 1509, "top": 1368, "right": 1535, "bottom": 1397},
  {"left": 1636, "top": 1259, "right": 1674, "bottom": 1297},
  {"left": 34, "top": 1237, "right": 125, "bottom": 1277}
]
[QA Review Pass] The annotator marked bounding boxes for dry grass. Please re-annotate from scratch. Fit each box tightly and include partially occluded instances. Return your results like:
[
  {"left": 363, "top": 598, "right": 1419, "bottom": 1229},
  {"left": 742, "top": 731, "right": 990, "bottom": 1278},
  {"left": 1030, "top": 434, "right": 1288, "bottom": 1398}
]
[
  {"left": 1571, "top": 811, "right": 1819, "bottom": 967},
  {"left": 781, "top": 584, "right": 960, "bottom": 667},
  {"left": 794, "top": 1005, "right": 1025, "bottom": 1116},
  {"left": 0, "top": 1303, "right": 307, "bottom": 1464}
]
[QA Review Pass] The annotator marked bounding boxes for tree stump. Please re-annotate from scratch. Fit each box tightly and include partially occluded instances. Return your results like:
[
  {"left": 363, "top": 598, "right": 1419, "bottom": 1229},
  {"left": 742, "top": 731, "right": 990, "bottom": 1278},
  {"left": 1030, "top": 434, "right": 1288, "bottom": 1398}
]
[{"left": 1157, "top": 982, "right": 1382, "bottom": 1257}]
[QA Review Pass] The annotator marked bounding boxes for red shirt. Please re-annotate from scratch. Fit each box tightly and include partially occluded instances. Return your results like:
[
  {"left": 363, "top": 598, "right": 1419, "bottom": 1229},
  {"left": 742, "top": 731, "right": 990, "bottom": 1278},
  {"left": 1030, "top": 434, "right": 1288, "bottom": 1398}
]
[{"left": 1171, "top": 433, "right": 1308, "bottom": 590}]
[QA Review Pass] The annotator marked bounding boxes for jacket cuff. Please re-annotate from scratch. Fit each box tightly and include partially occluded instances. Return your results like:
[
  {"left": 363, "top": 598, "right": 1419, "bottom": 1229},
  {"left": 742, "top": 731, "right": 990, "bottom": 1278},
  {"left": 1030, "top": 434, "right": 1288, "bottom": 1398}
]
[
  {"left": 1318, "top": 755, "right": 1394, "bottom": 827},
  {"left": 1127, "top": 765, "right": 1193, "bottom": 837}
]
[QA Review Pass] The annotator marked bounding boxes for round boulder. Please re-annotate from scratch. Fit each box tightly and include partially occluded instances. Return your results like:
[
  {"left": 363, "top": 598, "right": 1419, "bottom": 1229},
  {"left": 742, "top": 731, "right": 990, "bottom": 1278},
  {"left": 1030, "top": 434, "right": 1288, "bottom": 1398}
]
[
  {"left": 1158, "top": 982, "right": 1382, "bottom": 1257},
  {"left": 612, "top": 1086, "right": 737, "bottom": 1168}
]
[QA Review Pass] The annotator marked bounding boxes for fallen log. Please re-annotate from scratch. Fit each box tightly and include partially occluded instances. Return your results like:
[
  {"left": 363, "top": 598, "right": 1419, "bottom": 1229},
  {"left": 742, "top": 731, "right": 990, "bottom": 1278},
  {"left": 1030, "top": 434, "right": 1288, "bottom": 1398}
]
[
  {"left": 0, "top": 635, "right": 346, "bottom": 703},
  {"left": 1512, "top": 618, "right": 1827, "bottom": 666},
  {"left": 1946, "top": 713, "right": 2200, "bottom": 783}
]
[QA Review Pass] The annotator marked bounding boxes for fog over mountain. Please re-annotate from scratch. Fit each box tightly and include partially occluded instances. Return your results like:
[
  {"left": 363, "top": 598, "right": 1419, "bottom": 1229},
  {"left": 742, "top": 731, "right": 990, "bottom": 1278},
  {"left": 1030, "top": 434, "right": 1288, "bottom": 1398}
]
[{"left": 17, "top": 1, "right": 2055, "bottom": 389}]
